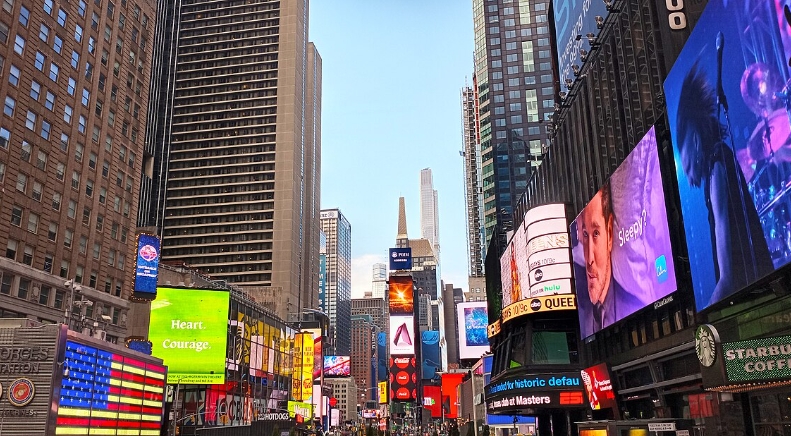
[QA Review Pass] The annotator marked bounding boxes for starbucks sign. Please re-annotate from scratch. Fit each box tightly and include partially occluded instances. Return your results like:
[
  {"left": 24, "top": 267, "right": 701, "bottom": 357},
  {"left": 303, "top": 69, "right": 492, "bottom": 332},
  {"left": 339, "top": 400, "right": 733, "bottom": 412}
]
[{"left": 723, "top": 334, "right": 791, "bottom": 382}]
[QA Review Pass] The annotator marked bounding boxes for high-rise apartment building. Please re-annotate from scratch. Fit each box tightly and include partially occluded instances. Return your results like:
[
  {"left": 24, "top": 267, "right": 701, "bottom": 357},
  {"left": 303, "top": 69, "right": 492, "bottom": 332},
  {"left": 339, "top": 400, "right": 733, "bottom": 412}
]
[
  {"left": 419, "top": 168, "right": 439, "bottom": 261},
  {"left": 320, "top": 208, "right": 351, "bottom": 356},
  {"left": 351, "top": 297, "right": 387, "bottom": 334},
  {"left": 461, "top": 86, "right": 485, "bottom": 279},
  {"left": 471, "top": 0, "right": 555, "bottom": 247},
  {"left": 350, "top": 314, "right": 378, "bottom": 403},
  {"left": 154, "top": 0, "right": 321, "bottom": 321},
  {"left": 371, "top": 262, "right": 386, "bottom": 299},
  {"left": 0, "top": 0, "right": 158, "bottom": 341},
  {"left": 325, "top": 377, "right": 357, "bottom": 424}
]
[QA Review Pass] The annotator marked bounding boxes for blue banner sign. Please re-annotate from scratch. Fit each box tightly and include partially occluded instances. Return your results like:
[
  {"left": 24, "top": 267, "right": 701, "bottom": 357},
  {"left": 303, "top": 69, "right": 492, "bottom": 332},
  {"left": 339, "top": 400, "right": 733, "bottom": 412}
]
[{"left": 389, "top": 248, "right": 412, "bottom": 270}]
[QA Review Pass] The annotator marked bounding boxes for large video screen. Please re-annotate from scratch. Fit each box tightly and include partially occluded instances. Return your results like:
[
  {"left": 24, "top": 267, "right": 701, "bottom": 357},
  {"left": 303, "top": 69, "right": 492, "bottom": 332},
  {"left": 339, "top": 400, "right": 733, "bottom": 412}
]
[
  {"left": 571, "top": 127, "right": 677, "bottom": 338},
  {"left": 323, "top": 355, "right": 351, "bottom": 377},
  {"left": 456, "top": 302, "right": 490, "bottom": 360},
  {"left": 388, "top": 276, "right": 414, "bottom": 314},
  {"left": 500, "top": 203, "right": 572, "bottom": 311},
  {"left": 664, "top": 0, "right": 791, "bottom": 312},
  {"left": 389, "top": 356, "right": 417, "bottom": 402},
  {"left": 149, "top": 287, "right": 229, "bottom": 384},
  {"left": 389, "top": 315, "right": 416, "bottom": 355},
  {"left": 421, "top": 330, "right": 441, "bottom": 380}
]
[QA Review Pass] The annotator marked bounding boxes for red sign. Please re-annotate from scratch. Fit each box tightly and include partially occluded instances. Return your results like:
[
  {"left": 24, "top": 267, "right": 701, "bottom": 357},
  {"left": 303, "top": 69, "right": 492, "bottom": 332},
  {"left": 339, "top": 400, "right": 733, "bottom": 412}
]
[
  {"left": 422, "top": 386, "right": 442, "bottom": 418},
  {"left": 389, "top": 357, "right": 417, "bottom": 402},
  {"left": 441, "top": 373, "right": 464, "bottom": 419},
  {"left": 329, "top": 397, "right": 337, "bottom": 408},
  {"left": 581, "top": 363, "right": 617, "bottom": 410}
]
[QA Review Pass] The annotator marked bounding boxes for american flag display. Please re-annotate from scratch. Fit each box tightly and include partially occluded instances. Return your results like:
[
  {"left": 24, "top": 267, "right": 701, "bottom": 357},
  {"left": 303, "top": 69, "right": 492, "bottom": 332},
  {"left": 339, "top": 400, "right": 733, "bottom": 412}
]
[{"left": 55, "top": 340, "right": 167, "bottom": 435}]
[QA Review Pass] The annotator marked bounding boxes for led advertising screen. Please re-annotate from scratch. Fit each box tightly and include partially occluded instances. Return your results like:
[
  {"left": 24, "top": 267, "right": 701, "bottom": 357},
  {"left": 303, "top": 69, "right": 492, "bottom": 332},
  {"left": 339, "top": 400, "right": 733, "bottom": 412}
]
[
  {"left": 389, "top": 247, "right": 413, "bottom": 270},
  {"left": 664, "top": 0, "right": 791, "bottom": 312},
  {"left": 389, "top": 356, "right": 417, "bottom": 402},
  {"left": 421, "top": 330, "right": 441, "bottom": 380},
  {"left": 318, "top": 255, "right": 326, "bottom": 313},
  {"left": 423, "top": 385, "right": 442, "bottom": 418},
  {"left": 323, "top": 355, "right": 351, "bottom": 377},
  {"left": 149, "top": 287, "right": 229, "bottom": 384},
  {"left": 378, "top": 380, "right": 388, "bottom": 404},
  {"left": 388, "top": 276, "right": 414, "bottom": 314},
  {"left": 571, "top": 127, "right": 677, "bottom": 338},
  {"left": 553, "top": 0, "right": 610, "bottom": 91},
  {"left": 57, "top": 340, "right": 167, "bottom": 435},
  {"left": 134, "top": 233, "right": 160, "bottom": 298},
  {"left": 377, "top": 332, "right": 388, "bottom": 382},
  {"left": 441, "top": 373, "right": 464, "bottom": 419},
  {"left": 500, "top": 204, "right": 573, "bottom": 318},
  {"left": 390, "top": 315, "right": 416, "bottom": 355},
  {"left": 581, "top": 363, "right": 616, "bottom": 410},
  {"left": 457, "top": 302, "right": 490, "bottom": 359}
]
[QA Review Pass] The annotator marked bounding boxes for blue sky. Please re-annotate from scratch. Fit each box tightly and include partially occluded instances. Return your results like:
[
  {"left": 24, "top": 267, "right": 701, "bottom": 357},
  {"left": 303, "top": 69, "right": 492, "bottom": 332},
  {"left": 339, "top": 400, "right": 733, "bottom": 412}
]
[{"left": 310, "top": 1, "right": 475, "bottom": 298}]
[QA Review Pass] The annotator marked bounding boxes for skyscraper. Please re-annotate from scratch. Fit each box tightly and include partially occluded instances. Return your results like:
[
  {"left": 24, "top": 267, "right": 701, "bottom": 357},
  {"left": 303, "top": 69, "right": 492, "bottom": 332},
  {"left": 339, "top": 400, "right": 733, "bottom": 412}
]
[
  {"left": 371, "top": 262, "right": 387, "bottom": 299},
  {"left": 350, "top": 314, "right": 378, "bottom": 403},
  {"left": 471, "top": 0, "right": 555, "bottom": 247},
  {"left": 419, "top": 168, "right": 440, "bottom": 261},
  {"left": 320, "top": 208, "right": 352, "bottom": 356},
  {"left": 461, "top": 86, "right": 485, "bottom": 279},
  {"left": 0, "top": 0, "right": 158, "bottom": 341},
  {"left": 155, "top": 0, "right": 321, "bottom": 321}
]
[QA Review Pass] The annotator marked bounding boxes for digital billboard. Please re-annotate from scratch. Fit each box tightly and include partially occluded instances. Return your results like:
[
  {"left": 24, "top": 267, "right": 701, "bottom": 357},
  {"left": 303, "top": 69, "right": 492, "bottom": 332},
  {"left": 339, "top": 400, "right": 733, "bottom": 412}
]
[
  {"left": 571, "top": 127, "right": 677, "bottom": 338},
  {"left": 457, "top": 302, "right": 490, "bottom": 359},
  {"left": 389, "top": 315, "right": 415, "bottom": 355},
  {"left": 378, "top": 380, "right": 388, "bottom": 404},
  {"left": 57, "top": 340, "right": 167, "bottom": 436},
  {"left": 441, "top": 373, "right": 464, "bottom": 419},
  {"left": 133, "top": 233, "right": 160, "bottom": 298},
  {"left": 292, "top": 333, "right": 314, "bottom": 402},
  {"left": 553, "top": 0, "right": 610, "bottom": 91},
  {"left": 319, "top": 255, "right": 326, "bottom": 313},
  {"left": 423, "top": 385, "right": 442, "bottom": 418},
  {"left": 500, "top": 203, "right": 573, "bottom": 320},
  {"left": 421, "top": 330, "right": 441, "bottom": 380},
  {"left": 323, "top": 355, "right": 351, "bottom": 377},
  {"left": 389, "top": 356, "right": 417, "bottom": 402},
  {"left": 389, "top": 247, "right": 413, "bottom": 270},
  {"left": 377, "top": 332, "right": 388, "bottom": 382},
  {"left": 664, "top": 0, "right": 791, "bottom": 312},
  {"left": 149, "top": 287, "right": 229, "bottom": 384},
  {"left": 388, "top": 276, "right": 414, "bottom": 314},
  {"left": 581, "top": 363, "right": 616, "bottom": 410}
]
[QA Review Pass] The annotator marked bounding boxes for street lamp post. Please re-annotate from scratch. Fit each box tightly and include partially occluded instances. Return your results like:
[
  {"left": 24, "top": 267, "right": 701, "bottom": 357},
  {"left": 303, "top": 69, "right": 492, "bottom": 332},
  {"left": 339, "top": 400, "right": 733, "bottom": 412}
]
[{"left": 63, "top": 279, "right": 82, "bottom": 327}]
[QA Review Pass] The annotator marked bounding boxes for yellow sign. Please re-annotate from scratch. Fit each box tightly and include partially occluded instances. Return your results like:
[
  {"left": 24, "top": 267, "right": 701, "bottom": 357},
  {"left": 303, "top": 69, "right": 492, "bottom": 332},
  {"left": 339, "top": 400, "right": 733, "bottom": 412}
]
[
  {"left": 291, "top": 333, "right": 305, "bottom": 401},
  {"left": 501, "top": 294, "right": 577, "bottom": 324},
  {"left": 378, "top": 381, "right": 388, "bottom": 404}
]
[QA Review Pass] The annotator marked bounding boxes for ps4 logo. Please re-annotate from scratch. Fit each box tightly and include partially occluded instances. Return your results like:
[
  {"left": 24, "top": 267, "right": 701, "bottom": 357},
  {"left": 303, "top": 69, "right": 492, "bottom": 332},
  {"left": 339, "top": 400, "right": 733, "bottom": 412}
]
[{"left": 655, "top": 255, "right": 668, "bottom": 283}]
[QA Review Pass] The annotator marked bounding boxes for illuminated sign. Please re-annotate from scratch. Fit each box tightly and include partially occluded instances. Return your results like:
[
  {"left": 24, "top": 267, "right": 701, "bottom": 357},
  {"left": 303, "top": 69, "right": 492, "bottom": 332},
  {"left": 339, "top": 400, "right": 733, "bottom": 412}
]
[
  {"left": 457, "top": 302, "right": 490, "bottom": 360},
  {"left": 378, "top": 381, "right": 388, "bottom": 404},
  {"left": 486, "top": 373, "right": 582, "bottom": 397},
  {"left": 288, "top": 400, "right": 313, "bottom": 420},
  {"left": 487, "top": 391, "right": 585, "bottom": 410},
  {"left": 581, "top": 363, "right": 617, "bottom": 410},
  {"left": 148, "top": 287, "right": 229, "bottom": 384},
  {"left": 390, "top": 316, "right": 415, "bottom": 355},
  {"left": 500, "top": 204, "right": 573, "bottom": 315},
  {"left": 388, "top": 276, "right": 414, "bottom": 314},
  {"left": 323, "top": 356, "right": 351, "bottom": 377},
  {"left": 389, "top": 357, "right": 417, "bottom": 402},
  {"left": 389, "top": 248, "right": 413, "bottom": 270},
  {"left": 133, "top": 233, "right": 160, "bottom": 298},
  {"left": 722, "top": 334, "right": 791, "bottom": 382},
  {"left": 56, "top": 340, "right": 166, "bottom": 435},
  {"left": 501, "top": 294, "right": 577, "bottom": 324}
]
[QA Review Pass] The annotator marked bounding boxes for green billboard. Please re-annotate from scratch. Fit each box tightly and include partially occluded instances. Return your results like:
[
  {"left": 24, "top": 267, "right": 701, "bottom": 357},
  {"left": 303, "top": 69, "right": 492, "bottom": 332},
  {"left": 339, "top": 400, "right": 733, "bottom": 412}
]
[{"left": 149, "top": 287, "right": 230, "bottom": 384}]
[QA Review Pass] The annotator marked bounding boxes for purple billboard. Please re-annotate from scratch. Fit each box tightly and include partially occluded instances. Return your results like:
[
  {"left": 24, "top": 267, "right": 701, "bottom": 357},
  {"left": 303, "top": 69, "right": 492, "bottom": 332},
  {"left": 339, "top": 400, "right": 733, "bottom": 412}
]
[
  {"left": 665, "top": 0, "right": 791, "bottom": 312},
  {"left": 571, "top": 127, "right": 677, "bottom": 338}
]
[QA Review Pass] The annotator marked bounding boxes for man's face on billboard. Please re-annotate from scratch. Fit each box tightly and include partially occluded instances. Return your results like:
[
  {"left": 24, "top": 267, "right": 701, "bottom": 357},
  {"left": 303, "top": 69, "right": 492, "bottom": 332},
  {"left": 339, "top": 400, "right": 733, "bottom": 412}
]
[{"left": 579, "top": 191, "right": 613, "bottom": 305}]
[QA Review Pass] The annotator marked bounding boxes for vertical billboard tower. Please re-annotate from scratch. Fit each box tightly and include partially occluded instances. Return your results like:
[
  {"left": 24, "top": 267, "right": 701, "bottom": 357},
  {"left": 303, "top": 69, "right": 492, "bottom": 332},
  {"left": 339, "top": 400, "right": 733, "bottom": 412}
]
[{"left": 388, "top": 276, "right": 418, "bottom": 403}]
